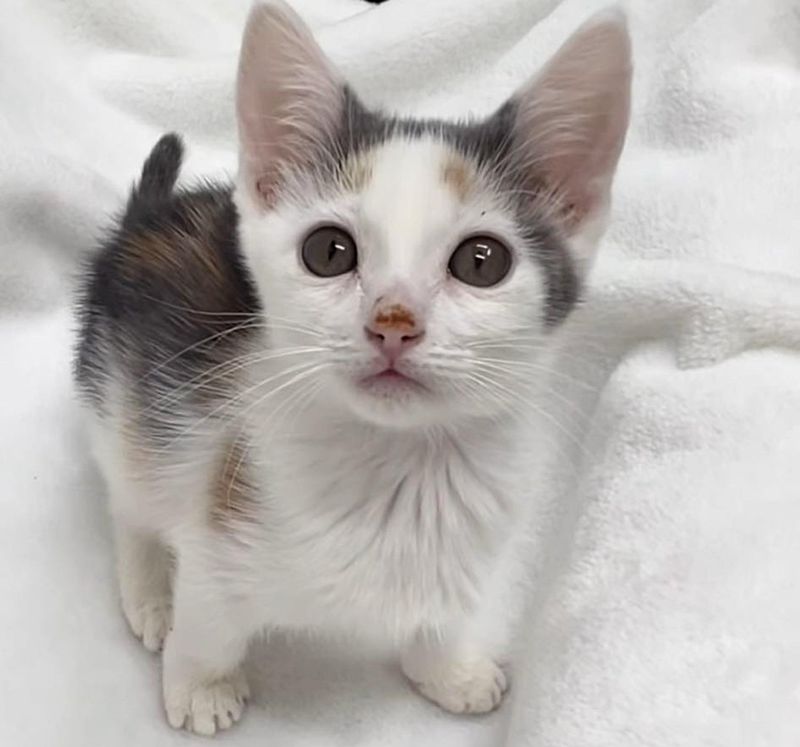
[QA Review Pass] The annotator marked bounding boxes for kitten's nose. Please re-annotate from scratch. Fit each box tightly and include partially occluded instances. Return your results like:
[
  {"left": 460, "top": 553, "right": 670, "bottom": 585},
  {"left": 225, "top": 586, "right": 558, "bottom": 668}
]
[{"left": 364, "top": 301, "right": 425, "bottom": 361}]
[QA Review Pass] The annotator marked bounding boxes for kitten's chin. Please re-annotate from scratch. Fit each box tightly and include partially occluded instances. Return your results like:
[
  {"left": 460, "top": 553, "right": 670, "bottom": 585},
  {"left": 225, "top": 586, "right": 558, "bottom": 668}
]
[{"left": 336, "top": 376, "right": 452, "bottom": 429}]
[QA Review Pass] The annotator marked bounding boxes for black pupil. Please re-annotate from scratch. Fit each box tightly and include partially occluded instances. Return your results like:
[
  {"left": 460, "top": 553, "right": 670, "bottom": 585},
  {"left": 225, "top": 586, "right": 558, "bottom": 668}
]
[{"left": 327, "top": 240, "right": 343, "bottom": 264}]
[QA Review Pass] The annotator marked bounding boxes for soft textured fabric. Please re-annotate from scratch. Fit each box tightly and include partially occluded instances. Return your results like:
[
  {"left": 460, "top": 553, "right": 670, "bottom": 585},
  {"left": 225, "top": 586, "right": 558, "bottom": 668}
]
[{"left": 1, "top": 1, "right": 799, "bottom": 745}]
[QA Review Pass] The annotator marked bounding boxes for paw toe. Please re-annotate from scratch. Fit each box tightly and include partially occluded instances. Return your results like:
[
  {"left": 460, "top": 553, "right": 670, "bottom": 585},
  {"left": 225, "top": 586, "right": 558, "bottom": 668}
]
[
  {"left": 164, "top": 672, "right": 249, "bottom": 735},
  {"left": 123, "top": 598, "right": 172, "bottom": 652},
  {"left": 411, "top": 657, "right": 509, "bottom": 715}
]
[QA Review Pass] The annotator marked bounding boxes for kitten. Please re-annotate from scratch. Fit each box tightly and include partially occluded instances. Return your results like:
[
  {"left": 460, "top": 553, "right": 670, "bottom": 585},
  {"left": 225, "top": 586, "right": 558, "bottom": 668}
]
[{"left": 75, "top": 0, "right": 631, "bottom": 735}]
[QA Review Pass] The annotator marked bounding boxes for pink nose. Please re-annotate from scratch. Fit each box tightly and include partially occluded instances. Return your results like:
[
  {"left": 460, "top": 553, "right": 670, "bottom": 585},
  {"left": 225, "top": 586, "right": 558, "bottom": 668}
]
[{"left": 365, "top": 302, "right": 425, "bottom": 361}]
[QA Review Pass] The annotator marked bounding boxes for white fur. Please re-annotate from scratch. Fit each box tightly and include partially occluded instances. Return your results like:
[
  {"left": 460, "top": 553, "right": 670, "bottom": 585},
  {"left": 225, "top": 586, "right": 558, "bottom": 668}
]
[
  {"left": 90, "top": 137, "right": 554, "bottom": 733},
  {"left": 86, "top": 1, "right": 631, "bottom": 734}
]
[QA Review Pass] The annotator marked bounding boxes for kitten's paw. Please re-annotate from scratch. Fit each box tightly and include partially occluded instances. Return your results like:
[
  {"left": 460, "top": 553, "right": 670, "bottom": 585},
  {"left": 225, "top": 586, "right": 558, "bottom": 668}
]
[
  {"left": 122, "top": 597, "right": 173, "bottom": 652},
  {"left": 164, "top": 669, "right": 250, "bottom": 736},
  {"left": 405, "top": 655, "right": 508, "bottom": 715}
]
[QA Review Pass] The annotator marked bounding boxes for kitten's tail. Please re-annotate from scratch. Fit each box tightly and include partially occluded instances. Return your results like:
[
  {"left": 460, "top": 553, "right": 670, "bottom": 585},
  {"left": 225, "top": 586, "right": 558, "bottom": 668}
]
[{"left": 136, "top": 133, "right": 184, "bottom": 202}]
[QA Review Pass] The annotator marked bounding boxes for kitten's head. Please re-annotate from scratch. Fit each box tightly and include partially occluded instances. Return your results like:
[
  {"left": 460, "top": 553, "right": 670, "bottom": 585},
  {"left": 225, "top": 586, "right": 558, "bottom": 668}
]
[{"left": 234, "top": 0, "right": 631, "bottom": 429}]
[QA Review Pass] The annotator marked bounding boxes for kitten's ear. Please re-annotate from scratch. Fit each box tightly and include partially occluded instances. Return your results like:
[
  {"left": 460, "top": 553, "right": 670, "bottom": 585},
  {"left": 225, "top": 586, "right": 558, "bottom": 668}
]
[
  {"left": 511, "top": 9, "right": 632, "bottom": 262},
  {"left": 236, "top": 0, "right": 344, "bottom": 207}
]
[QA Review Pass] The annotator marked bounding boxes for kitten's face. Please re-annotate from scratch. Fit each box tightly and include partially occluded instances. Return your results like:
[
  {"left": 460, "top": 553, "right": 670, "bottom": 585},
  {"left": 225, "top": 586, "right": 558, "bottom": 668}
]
[
  {"left": 239, "top": 134, "right": 556, "bottom": 428},
  {"left": 234, "top": 1, "right": 630, "bottom": 429}
]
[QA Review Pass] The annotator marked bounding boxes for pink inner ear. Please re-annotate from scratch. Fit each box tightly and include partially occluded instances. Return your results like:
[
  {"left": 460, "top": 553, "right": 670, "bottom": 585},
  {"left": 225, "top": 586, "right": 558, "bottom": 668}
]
[
  {"left": 236, "top": 1, "right": 344, "bottom": 207},
  {"left": 255, "top": 176, "right": 283, "bottom": 209},
  {"left": 512, "top": 10, "right": 632, "bottom": 235}
]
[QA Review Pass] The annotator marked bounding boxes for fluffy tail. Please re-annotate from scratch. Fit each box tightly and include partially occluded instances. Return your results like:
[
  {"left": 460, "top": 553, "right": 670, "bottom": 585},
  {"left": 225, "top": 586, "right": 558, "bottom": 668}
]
[{"left": 136, "top": 133, "right": 184, "bottom": 202}]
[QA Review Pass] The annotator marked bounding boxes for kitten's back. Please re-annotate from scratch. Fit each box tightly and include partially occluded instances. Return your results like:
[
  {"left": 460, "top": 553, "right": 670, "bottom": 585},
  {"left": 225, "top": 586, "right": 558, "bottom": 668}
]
[{"left": 74, "top": 135, "right": 258, "bottom": 416}]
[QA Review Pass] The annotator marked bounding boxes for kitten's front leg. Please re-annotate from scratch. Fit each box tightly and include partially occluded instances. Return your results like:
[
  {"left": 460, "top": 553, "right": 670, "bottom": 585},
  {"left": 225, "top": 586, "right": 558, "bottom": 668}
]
[
  {"left": 162, "top": 563, "right": 252, "bottom": 736},
  {"left": 402, "top": 629, "right": 508, "bottom": 714},
  {"left": 113, "top": 521, "right": 173, "bottom": 653}
]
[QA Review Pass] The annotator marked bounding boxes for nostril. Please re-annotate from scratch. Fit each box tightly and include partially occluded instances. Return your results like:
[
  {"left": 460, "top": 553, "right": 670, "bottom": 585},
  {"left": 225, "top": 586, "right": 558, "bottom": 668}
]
[
  {"left": 401, "top": 331, "right": 424, "bottom": 345},
  {"left": 365, "top": 325, "right": 424, "bottom": 352}
]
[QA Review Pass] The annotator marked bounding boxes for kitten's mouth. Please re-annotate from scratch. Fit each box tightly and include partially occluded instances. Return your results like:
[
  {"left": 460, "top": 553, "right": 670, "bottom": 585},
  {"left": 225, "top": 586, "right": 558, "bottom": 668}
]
[{"left": 358, "top": 366, "right": 426, "bottom": 395}]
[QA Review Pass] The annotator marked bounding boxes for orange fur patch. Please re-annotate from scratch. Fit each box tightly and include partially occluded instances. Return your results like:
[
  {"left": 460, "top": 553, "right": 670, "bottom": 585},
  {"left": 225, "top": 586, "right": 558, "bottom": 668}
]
[
  {"left": 339, "top": 151, "right": 374, "bottom": 193},
  {"left": 373, "top": 304, "right": 416, "bottom": 331},
  {"left": 122, "top": 204, "right": 227, "bottom": 286},
  {"left": 441, "top": 154, "right": 474, "bottom": 201},
  {"left": 210, "top": 438, "right": 257, "bottom": 528}
]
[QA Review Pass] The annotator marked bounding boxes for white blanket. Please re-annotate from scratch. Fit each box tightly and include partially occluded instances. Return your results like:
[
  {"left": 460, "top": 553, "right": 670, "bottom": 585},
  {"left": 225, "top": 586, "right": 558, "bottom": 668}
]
[{"left": 2, "top": 0, "right": 800, "bottom": 745}]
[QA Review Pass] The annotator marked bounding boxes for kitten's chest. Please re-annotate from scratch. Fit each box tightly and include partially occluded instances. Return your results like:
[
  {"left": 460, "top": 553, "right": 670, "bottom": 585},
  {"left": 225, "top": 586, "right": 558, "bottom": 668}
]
[{"left": 253, "top": 423, "right": 521, "bottom": 633}]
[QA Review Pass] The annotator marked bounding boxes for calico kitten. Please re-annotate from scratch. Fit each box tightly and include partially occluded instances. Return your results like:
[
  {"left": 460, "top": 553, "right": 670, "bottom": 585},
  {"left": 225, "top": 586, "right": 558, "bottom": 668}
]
[{"left": 75, "top": 0, "right": 631, "bottom": 735}]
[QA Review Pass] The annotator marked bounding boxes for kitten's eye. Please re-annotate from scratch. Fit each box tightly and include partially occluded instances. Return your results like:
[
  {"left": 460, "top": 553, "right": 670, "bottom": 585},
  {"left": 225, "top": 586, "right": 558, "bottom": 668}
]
[
  {"left": 448, "top": 236, "right": 511, "bottom": 287},
  {"left": 302, "top": 226, "right": 357, "bottom": 277}
]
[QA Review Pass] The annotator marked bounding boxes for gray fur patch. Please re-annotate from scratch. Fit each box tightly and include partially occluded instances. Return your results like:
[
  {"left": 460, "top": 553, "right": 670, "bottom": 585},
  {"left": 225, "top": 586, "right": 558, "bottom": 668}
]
[
  {"left": 333, "top": 89, "right": 579, "bottom": 325},
  {"left": 75, "top": 87, "right": 581, "bottom": 430},
  {"left": 74, "top": 142, "right": 259, "bottom": 446}
]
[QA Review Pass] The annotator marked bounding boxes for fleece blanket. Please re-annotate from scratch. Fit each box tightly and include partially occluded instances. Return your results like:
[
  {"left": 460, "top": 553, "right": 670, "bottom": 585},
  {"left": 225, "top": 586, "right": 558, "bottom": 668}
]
[{"left": 2, "top": 0, "right": 799, "bottom": 745}]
